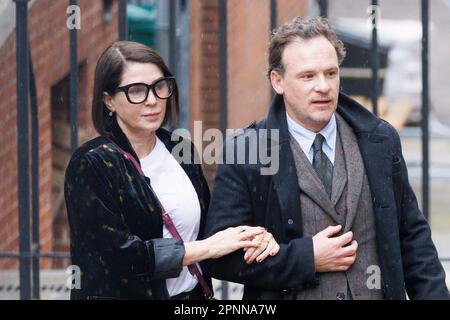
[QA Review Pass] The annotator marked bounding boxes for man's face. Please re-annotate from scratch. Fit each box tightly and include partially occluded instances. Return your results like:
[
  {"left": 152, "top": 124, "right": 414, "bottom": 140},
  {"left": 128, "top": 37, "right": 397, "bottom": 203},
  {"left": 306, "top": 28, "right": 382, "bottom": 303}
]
[{"left": 270, "top": 36, "right": 340, "bottom": 132}]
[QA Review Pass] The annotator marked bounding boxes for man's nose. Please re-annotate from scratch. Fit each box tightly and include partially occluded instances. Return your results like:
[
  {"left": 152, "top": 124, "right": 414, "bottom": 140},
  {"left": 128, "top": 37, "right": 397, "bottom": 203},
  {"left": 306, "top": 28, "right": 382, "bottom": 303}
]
[{"left": 314, "top": 75, "right": 331, "bottom": 93}]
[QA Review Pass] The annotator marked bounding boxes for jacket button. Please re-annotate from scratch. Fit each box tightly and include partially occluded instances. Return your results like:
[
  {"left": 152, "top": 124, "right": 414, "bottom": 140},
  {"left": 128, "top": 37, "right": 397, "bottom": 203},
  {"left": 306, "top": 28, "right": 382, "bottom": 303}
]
[
  {"left": 287, "top": 219, "right": 294, "bottom": 225},
  {"left": 336, "top": 292, "right": 346, "bottom": 300}
]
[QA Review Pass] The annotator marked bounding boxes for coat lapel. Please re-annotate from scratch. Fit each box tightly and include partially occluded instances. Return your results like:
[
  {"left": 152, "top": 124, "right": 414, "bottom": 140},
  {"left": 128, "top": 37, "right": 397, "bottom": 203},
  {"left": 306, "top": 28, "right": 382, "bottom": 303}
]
[
  {"left": 289, "top": 136, "right": 340, "bottom": 224},
  {"left": 336, "top": 93, "right": 390, "bottom": 211},
  {"left": 357, "top": 132, "right": 400, "bottom": 299},
  {"left": 330, "top": 130, "right": 347, "bottom": 207},
  {"left": 337, "top": 94, "right": 403, "bottom": 297},
  {"left": 356, "top": 133, "right": 391, "bottom": 208},
  {"left": 336, "top": 94, "right": 391, "bottom": 210},
  {"left": 336, "top": 114, "right": 364, "bottom": 232},
  {"left": 268, "top": 95, "right": 304, "bottom": 239},
  {"left": 106, "top": 116, "right": 141, "bottom": 162}
]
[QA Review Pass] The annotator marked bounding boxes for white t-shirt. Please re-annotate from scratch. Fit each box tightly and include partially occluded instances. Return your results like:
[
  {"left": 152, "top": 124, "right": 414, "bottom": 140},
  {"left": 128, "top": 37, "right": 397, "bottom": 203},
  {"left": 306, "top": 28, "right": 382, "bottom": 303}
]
[{"left": 140, "top": 137, "right": 201, "bottom": 297}]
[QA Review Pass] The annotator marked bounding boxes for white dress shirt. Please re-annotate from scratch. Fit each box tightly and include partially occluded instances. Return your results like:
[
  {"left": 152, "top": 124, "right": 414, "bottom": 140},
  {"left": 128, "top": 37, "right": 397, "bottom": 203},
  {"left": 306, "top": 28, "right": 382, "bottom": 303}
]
[{"left": 286, "top": 112, "right": 337, "bottom": 165}]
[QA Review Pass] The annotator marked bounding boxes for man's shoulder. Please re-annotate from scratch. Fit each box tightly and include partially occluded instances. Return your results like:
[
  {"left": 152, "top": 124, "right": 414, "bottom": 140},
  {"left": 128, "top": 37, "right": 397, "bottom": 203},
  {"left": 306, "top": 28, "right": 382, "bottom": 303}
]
[
  {"left": 254, "top": 116, "right": 269, "bottom": 130},
  {"left": 226, "top": 117, "right": 268, "bottom": 141},
  {"left": 220, "top": 116, "right": 280, "bottom": 174}
]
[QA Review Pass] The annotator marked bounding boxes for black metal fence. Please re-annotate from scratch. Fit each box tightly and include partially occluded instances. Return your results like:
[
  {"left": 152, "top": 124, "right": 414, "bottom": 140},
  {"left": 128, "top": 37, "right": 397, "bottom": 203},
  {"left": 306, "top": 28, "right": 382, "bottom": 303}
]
[
  {"left": 1, "top": 0, "right": 447, "bottom": 300},
  {"left": 1, "top": 0, "right": 131, "bottom": 300}
]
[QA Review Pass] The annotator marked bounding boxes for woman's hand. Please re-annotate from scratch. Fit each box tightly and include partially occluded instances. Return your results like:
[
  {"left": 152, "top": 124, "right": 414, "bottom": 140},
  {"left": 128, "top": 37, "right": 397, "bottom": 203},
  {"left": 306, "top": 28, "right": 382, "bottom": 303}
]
[
  {"left": 205, "top": 226, "right": 266, "bottom": 259},
  {"left": 183, "top": 226, "right": 265, "bottom": 266},
  {"left": 243, "top": 230, "right": 280, "bottom": 264}
]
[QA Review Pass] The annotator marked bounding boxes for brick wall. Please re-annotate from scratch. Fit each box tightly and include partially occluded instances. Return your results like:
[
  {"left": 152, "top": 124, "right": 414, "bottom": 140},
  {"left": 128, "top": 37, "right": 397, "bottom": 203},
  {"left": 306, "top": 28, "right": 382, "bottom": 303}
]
[
  {"left": 227, "top": 0, "right": 272, "bottom": 130},
  {"left": 191, "top": 0, "right": 221, "bottom": 186},
  {"left": 227, "top": 0, "right": 307, "bottom": 130},
  {"left": 0, "top": 0, "right": 307, "bottom": 270},
  {"left": 190, "top": 0, "right": 306, "bottom": 187},
  {"left": 0, "top": 0, "right": 119, "bottom": 269}
]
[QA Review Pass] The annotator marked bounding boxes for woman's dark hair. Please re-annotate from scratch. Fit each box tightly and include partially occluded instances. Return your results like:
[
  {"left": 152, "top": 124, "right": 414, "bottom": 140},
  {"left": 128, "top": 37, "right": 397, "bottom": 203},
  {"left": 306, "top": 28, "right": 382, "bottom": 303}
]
[{"left": 92, "top": 41, "right": 179, "bottom": 135}]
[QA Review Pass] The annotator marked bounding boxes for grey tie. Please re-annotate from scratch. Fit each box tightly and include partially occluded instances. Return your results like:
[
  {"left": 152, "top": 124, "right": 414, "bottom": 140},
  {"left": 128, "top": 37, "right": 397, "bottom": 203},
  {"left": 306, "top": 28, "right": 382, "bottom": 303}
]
[{"left": 312, "top": 134, "right": 333, "bottom": 197}]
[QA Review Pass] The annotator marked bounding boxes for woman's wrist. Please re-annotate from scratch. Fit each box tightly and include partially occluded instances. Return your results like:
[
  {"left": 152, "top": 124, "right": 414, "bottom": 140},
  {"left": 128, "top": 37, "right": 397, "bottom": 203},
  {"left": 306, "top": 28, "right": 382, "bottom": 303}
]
[{"left": 182, "top": 239, "right": 211, "bottom": 266}]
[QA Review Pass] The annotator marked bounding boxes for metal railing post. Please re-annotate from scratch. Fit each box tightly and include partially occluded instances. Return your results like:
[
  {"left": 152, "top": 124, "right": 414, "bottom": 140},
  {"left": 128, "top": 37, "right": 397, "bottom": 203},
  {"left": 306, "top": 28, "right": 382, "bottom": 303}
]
[
  {"left": 318, "top": 0, "right": 328, "bottom": 17},
  {"left": 28, "top": 44, "right": 40, "bottom": 300},
  {"left": 219, "top": 0, "right": 228, "bottom": 298},
  {"left": 219, "top": 0, "right": 228, "bottom": 136},
  {"left": 370, "top": 0, "right": 379, "bottom": 117},
  {"left": 421, "top": 0, "right": 430, "bottom": 220},
  {"left": 70, "top": 0, "right": 78, "bottom": 154},
  {"left": 169, "top": 0, "right": 177, "bottom": 73},
  {"left": 14, "top": 0, "right": 32, "bottom": 300},
  {"left": 119, "top": 0, "right": 128, "bottom": 41},
  {"left": 270, "top": 0, "right": 277, "bottom": 30}
]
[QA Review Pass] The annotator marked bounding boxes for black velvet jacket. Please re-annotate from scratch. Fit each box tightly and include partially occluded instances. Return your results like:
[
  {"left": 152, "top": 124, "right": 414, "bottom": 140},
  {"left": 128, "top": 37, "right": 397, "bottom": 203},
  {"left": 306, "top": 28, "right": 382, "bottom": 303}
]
[{"left": 64, "top": 119, "right": 211, "bottom": 300}]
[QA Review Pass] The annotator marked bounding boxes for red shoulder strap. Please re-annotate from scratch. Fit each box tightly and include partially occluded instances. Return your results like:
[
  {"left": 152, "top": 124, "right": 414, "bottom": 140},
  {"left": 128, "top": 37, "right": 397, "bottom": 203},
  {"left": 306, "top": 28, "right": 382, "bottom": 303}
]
[{"left": 109, "top": 141, "right": 213, "bottom": 299}]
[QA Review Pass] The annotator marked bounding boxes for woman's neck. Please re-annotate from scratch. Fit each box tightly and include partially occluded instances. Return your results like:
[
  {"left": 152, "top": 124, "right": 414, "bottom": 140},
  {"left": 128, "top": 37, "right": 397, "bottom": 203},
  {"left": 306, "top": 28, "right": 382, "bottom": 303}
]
[
  {"left": 116, "top": 121, "right": 157, "bottom": 158},
  {"left": 128, "top": 132, "right": 157, "bottom": 159}
]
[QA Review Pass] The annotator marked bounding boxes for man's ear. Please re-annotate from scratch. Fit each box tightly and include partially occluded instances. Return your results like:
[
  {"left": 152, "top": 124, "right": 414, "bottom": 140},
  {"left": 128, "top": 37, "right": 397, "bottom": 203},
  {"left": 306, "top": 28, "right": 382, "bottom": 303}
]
[
  {"left": 103, "top": 92, "right": 115, "bottom": 113},
  {"left": 270, "top": 70, "right": 284, "bottom": 95}
]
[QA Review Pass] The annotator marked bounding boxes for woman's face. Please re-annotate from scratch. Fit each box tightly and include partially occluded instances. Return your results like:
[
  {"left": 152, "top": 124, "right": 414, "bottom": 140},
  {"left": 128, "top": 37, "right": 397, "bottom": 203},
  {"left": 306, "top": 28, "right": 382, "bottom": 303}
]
[{"left": 104, "top": 62, "right": 168, "bottom": 138}]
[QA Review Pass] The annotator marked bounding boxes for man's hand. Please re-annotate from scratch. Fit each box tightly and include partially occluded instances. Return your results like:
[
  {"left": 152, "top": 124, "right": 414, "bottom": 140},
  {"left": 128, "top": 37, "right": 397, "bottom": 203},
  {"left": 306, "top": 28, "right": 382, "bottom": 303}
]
[
  {"left": 243, "top": 230, "right": 280, "bottom": 264},
  {"left": 312, "top": 225, "right": 358, "bottom": 272}
]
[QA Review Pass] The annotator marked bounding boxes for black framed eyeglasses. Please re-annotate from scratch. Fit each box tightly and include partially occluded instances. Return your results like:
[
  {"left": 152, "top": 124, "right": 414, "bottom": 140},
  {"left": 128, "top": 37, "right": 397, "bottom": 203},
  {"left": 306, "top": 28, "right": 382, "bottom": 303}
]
[{"left": 115, "top": 76, "right": 176, "bottom": 104}]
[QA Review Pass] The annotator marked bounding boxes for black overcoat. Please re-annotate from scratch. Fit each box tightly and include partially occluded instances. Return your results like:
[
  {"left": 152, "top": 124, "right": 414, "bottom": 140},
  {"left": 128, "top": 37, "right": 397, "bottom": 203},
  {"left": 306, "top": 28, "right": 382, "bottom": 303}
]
[{"left": 205, "top": 93, "right": 449, "bottom": 300}]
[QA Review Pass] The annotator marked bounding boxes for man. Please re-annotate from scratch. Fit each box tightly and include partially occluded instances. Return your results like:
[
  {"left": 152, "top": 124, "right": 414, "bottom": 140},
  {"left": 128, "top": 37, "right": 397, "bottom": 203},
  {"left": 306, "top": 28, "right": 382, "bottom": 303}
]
[{"left": 204, "top": 17, "right": 449, "bottom": 300}]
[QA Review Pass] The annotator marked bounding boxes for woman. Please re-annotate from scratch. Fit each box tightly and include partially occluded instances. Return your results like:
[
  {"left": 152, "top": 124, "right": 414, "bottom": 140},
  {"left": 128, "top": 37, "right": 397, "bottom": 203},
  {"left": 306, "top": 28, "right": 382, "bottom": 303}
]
[{"left": 64, "top": 41, "right": 279, "bottom": 300}]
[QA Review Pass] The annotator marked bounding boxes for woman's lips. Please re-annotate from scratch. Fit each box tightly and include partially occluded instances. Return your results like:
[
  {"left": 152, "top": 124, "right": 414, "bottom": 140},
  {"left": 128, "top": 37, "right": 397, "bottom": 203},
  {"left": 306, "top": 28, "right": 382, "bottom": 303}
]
[{"left": 142, "top": 113, "right": 160, "bottom": 119}]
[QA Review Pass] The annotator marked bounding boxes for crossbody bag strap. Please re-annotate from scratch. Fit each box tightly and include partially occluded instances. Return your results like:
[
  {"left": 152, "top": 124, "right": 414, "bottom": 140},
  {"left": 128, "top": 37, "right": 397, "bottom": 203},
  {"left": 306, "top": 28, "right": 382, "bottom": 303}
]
[{"left": 107, "top": 140, "right": 213, "bottom": 299}]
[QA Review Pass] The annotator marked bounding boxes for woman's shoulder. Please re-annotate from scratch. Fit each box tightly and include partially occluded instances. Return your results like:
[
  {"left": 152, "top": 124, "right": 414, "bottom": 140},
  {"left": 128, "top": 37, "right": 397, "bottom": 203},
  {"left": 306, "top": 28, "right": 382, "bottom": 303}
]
[
  {"left": 66, "top": 135, "right": 126, "bottom": 174},
  {"left": 69, "top": 136, "right": 109, "bottom": 161}
]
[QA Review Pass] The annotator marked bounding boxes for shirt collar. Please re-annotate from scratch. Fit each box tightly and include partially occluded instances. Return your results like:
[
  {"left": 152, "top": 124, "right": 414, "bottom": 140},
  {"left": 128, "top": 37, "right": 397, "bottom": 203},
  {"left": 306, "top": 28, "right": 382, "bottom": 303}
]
[{"left": 286, "top": 112, "right": 337, "bottom": 153}]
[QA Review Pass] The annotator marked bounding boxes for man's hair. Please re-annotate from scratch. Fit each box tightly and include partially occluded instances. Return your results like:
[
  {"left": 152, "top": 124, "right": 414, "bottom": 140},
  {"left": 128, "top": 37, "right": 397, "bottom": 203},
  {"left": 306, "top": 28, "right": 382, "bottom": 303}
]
[{"left": 267, "top": 16, "right": 346, "bottom": 78}]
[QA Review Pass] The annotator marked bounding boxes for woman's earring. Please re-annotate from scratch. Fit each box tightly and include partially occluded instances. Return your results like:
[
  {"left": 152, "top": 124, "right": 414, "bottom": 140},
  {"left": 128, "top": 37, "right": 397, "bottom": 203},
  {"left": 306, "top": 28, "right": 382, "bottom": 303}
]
[{"left": 109, "top": 111, "right": 113, "bottom": 117}]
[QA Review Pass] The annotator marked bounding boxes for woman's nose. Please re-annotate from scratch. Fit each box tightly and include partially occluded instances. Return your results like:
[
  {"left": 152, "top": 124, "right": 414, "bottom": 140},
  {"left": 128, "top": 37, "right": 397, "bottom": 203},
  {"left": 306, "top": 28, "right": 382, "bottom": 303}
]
[{"left": 144, "top": 90, "right": 157, "bottom": 105}]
